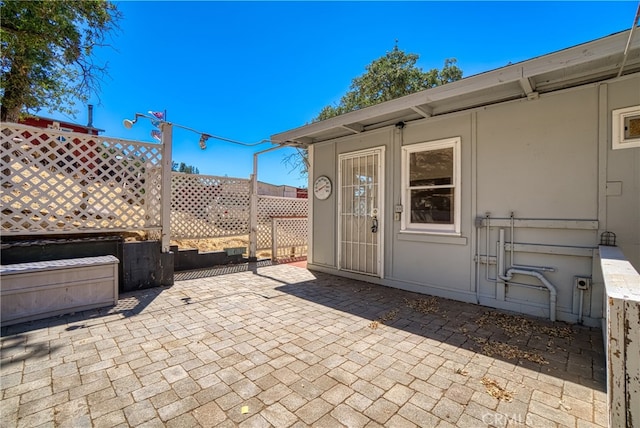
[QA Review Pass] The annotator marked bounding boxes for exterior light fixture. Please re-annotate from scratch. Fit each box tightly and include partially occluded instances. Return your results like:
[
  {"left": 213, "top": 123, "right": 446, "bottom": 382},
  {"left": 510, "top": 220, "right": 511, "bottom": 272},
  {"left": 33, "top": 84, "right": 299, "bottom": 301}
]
[
  {"left": 123, "top": 118, "right": 136, "bottom": 129},
  {"left": 122, "top": 111, "right": 280, "bottom": 149},
  {"left": 199, "top": 134, "right": 209, "bottom": 150}
]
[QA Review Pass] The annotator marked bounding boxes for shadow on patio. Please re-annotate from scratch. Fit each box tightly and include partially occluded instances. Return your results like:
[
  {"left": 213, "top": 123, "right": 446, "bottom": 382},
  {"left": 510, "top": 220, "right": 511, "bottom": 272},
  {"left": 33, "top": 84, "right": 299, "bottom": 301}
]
[
  {"left": 1, "top": 263, "right": 609, "bottom": 427},
  {"left": 271, "top": 269, "right": 606, "bottom": 393}
]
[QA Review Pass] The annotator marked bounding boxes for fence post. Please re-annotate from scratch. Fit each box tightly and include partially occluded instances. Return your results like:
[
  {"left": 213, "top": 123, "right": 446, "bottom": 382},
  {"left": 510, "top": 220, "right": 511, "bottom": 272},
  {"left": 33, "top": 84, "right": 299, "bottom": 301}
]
[
  {"left": 249, "top": 144, "right": 287, "bottom": 262},
  {"left": 271, "top": 218, "right": 278, "bottom": 262},
  {"left": 249, "top": 172, "right": 258, "bottom": 261},
  {"left": 160, "top": 122, "right": 173, "bottom": 253}
]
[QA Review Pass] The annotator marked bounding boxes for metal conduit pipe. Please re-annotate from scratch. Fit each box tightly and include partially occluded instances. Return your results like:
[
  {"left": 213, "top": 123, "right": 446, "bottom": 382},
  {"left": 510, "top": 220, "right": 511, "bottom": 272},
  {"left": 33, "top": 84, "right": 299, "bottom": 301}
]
[
  {"left": 475, "top": 217, "right": 482, "bottom": 304},
  {"left": 497, "top": 229, "right": 557, "bottom": 321},
  {"left": 501, "top": 268, "right": 558, "bottom": 322},
  {"left": 578, "top": 288, "right": 585, "bottom": 324}
]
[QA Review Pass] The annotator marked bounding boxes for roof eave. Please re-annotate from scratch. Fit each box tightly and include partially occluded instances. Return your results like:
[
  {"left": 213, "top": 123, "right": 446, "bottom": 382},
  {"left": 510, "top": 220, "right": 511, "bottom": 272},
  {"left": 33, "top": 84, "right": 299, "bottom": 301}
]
[{"left": 271, "top": 29, "right": 639, "bottom": 145}]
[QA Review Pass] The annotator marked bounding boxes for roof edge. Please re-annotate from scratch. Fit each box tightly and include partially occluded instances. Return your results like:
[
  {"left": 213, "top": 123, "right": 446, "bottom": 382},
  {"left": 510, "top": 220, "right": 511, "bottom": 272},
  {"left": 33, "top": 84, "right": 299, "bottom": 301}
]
[{"left": 271, "top": 29, "right": 638, "bottom": 144}]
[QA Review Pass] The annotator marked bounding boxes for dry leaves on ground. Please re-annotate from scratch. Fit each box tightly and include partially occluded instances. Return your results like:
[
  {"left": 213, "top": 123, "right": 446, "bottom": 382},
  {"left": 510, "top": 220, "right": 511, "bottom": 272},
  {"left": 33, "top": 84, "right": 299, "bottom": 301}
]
[
  {"left": 470, "top": 336, "right": 548, "bottom": 365},
  {"left": 481, "top": 376, "right": 514, "bottom": 402},
  {"left": 404, "top": 297, "right": 439, "bottom": 314},
  {"left": 369, "top": 308, "right": 399, "bottom": 329},
  {"left": 475, "top": 311, "right": 573, "bottom": 339}
]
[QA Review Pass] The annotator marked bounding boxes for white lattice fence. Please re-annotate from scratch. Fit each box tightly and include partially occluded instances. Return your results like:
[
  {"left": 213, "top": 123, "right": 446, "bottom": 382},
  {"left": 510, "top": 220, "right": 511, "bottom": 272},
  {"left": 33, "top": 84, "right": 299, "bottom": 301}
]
[
  {"left": 257, "top": 195, "right": 308, "bottom": 250},
  {"left": 271, "top": 217, "right": 308, "bottom": 260},
  {"left": 170, "top": 173, "right": 250, "bottom": 239},
  {"left": 1, "top": 124, "right": 162, "bottom": 235}
]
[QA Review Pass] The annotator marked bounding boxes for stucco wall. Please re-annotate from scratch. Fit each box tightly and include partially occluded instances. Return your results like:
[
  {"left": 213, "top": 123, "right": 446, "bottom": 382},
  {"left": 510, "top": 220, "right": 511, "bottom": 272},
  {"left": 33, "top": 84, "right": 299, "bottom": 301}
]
[
  {"left": 604, "top": 77, "right": 640, "bottom": 272},
  {"left": 476, "top": 89, "right": 599, "bottom": 218},
  {"left": 310, "top": 140, "right": 337, "bottom": 267},
  {"left": 389, "top": 115, "right": 474, "bottom": 301},
  {"left": 308, "top": 74, "right": 639, "bottom": 324},
  {"left": 474, "top": 87, "right": 601, "bottom": 321}
]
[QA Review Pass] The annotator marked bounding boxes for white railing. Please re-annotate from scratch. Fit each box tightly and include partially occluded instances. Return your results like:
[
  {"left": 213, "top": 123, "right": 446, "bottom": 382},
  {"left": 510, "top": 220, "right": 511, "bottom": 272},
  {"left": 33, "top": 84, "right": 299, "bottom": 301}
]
[
  {"left": 1, "top": 124, "right": 163, "bottom": 235},
  {"left": 271, "top": 217, "right": 308, "bottom": 261},
  {"left": 2, "top": 124, "right": 309, "bottom": 260},
  {"left": 600, "top": 245, "right": 640, "bottom": 428},
  {"left": 169, "top": 172, "right": 251, "bottom": 239},
  {"left": 257, "top": 195, "right": 308, "bottom": 250}
]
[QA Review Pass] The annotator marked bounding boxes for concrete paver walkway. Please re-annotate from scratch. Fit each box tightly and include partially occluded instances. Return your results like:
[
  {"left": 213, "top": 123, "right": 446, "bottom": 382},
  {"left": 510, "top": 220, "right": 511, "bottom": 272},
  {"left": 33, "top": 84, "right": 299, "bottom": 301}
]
[{"left": 1, "top": 263, "right": 606, "bottom": 427}]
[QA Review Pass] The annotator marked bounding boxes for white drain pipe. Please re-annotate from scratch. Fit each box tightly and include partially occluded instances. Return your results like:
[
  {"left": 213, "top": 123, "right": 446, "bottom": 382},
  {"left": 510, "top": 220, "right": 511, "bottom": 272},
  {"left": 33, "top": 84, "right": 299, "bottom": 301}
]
[
  {"left": 501, "top": 268, "right": 557, "bottom": 322},
  {"left": 497, "top": 229, "right": 558, "bottom": 322}
]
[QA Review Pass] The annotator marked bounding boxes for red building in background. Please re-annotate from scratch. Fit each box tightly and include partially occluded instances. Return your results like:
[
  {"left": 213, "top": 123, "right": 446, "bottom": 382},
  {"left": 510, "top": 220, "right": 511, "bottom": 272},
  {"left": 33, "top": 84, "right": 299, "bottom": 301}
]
[
  {"left": 18, "top": 105, "right": 104, "bottom": 172},
  {"left": 18, "top": 105, "right": 103, "bottom": 135}
]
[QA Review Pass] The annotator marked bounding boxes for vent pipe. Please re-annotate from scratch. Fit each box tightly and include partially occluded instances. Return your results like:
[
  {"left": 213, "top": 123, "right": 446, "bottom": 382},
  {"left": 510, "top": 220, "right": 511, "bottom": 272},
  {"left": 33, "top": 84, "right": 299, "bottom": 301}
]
[{"left": 87, "top": 105, "right": 94, "bottom": 128}]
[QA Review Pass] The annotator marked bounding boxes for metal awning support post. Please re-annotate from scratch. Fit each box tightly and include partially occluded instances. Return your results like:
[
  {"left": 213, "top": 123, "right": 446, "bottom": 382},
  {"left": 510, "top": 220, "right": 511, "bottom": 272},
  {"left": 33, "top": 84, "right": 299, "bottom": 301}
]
[
  {"left": 249, "top": 144, "right": 287, "bottom": 260},
  {"left": 160, "top": 122, "right": 173, "bottom": 253}
]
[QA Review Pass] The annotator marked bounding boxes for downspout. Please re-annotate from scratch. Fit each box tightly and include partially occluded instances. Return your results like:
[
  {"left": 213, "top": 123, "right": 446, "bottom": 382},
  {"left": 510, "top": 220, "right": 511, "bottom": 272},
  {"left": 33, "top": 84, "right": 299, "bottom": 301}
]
[
  {"left": 474, "top": 216, "right": 483, "bottom": 304},
  {"left": 497, "top": 228, "right": 558, "bottom": 321}
]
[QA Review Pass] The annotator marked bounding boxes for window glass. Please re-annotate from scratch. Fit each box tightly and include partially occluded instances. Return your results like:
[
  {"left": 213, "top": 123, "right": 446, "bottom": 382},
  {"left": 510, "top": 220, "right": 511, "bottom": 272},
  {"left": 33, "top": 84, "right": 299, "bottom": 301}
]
[
  {"left": 409, "top": 148, "right": 453, "bottom": 187},
  {"left": 402, "top": 138, "right": 460, "bottom": 233},
  {"left": 410, "top": 188, "right": 453, "bottom": 224}
]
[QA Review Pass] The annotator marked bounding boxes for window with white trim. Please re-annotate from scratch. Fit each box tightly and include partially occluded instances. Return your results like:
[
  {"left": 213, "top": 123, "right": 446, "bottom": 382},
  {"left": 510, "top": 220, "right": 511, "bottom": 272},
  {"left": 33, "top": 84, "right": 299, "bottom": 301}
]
[
  {"left": 612, "top": 106, "right": 640, "bottom": 150},
  {"left": 401, "top": 137, "right": 461, "bottom": 234}
]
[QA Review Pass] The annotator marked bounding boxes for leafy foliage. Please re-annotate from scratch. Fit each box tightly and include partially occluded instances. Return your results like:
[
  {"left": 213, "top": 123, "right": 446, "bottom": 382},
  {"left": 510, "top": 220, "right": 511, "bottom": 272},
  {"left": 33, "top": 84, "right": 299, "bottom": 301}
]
[
  {"left": 284, "top": 44, "right": 463, "bottom": 176},
  {"left": 0, "top": 0, "right": 121, "bottom": 121},
  {"left": 172, "top": 161, "right": 200, "bottom": 175},
  {"left": 317, "top": 46, "right": 462, "bottom": 121}
]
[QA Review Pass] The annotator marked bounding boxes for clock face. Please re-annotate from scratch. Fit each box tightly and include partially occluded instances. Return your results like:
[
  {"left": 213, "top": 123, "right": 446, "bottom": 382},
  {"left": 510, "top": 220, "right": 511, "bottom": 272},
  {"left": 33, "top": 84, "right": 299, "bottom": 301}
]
[{"left": 313, "top": 176, "right": 332, "bottom": 200}]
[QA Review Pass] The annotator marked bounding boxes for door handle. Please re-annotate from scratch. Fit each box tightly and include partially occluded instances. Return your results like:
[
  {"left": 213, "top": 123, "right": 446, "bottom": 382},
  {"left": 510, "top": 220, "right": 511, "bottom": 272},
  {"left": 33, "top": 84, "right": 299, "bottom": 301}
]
[{"left": 371, "top": 216, "right": 378, "bottom": 233}]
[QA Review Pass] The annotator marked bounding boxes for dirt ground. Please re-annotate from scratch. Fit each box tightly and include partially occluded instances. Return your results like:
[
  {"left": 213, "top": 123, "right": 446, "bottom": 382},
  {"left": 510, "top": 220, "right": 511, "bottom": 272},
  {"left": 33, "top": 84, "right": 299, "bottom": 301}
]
[
  {"left": 170, "top": 235, "right": 272, "bottom": 259},
  {"left": 121, "top": 232, "right": 272, "bottom": 258},
  {"left": 150, "top": 235, "right": 271, "bottom": 258}
]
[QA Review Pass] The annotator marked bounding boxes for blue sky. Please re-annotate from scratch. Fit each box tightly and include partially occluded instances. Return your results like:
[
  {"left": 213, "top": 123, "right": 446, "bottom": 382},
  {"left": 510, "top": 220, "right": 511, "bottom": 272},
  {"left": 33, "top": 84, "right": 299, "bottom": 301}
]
[{"left": 48, "top": 1, "right": 638, "bottom": 188}]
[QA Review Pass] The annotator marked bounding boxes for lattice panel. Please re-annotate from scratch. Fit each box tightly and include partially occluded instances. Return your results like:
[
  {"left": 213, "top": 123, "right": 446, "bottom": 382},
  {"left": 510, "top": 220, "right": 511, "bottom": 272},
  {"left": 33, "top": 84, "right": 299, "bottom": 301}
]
[
  {"left": 170, "top": 173, "right": 250, "bottom": 239},
  {"left": 1, "top": 124, "right": 163, "bottom": 235},
  {"left": 257, "top": 196, "right": 309, "bottom": 250},
  {"left": 272, "top": 217, "right": 308, "bottom": 260}
]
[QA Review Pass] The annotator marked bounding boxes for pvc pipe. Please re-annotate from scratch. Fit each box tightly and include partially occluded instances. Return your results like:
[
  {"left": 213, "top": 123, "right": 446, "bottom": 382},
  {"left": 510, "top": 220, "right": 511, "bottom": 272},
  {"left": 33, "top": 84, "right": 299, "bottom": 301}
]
[
  {"left": 511, "top": 264, "right": 556, "bottom": 272},
  {"left": 475, "top": 222, "right": 481, "bottom": 303},
  {"left": 485, "top": 213, "right": 491, "bottom": 282},
  {"left": 578, "top": 288, "right": 584, "bottom": 324},
  {"left": 497, "top": 227, "right": 557, "bottom": 321},
  {"left": 510, "top": 212, "right": 515, "bottom": 267},
  {"left": 498, "top": 229, "right": 506, "bottom": 277},
  {"left": 501, "top": 268, "right": 558, "bottom": 322}
]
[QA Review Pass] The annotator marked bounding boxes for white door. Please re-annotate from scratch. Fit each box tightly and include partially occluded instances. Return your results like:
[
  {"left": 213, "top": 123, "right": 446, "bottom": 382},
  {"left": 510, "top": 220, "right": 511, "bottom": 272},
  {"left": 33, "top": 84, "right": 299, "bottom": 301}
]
[{"left": 338, "top": 147, "right": 384, "bottom": 277}]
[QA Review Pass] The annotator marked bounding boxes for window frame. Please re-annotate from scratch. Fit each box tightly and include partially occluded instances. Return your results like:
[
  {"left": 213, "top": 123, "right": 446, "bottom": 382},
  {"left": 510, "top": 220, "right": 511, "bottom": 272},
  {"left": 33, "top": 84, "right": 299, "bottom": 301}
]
[
  {"left": 612, "top": 106, "right": 640, "bottom": 150},
  {"left": 400, "top": 137, "right": 461, "bottom": 234}
]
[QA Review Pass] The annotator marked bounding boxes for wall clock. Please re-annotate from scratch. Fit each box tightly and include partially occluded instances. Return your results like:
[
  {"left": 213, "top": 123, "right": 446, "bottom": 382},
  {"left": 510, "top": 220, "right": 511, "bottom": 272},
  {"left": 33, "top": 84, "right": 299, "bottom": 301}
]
[{"left": 313, "top": 175, "right": 332, "bottom": 200}]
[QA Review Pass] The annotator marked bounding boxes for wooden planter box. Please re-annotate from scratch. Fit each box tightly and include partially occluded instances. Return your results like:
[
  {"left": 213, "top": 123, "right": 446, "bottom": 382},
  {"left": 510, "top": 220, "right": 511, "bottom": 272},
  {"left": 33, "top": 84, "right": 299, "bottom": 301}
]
[
  {"left": 1, "top": 256, "right": 119, "bottom": 326},
  {"left": 224, "top": 247, "right": 247, "bottom": 256}
]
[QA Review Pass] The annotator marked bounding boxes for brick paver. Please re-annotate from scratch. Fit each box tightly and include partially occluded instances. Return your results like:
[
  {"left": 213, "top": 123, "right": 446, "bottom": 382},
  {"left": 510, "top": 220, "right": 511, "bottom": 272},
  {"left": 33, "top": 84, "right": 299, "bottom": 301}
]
[{"left": 1, "top": 263, "right": 607, "bottom": 427}]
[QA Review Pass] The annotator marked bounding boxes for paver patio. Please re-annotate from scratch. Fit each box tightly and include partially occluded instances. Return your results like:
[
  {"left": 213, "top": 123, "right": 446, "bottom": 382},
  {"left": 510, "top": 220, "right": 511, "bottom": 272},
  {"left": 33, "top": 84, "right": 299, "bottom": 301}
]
[{"left": 1, "top": 262, "right": 606, "bottom": 427}]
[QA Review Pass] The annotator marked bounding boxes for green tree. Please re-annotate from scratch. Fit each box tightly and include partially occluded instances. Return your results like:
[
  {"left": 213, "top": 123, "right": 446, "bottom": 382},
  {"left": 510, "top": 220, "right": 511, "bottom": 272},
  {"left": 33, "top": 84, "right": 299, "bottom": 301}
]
[
  {"left": 318, "top": 47, "right": 461, "bottom": 121},
  {"left": 0, "top": 0, "right": 121, "bottom": 122},
  {"left": 285, "top": 44, "right": 463, "bottom": 175},
  {"left": 172, "top": 161, "right": 200, "bottom": 175}
]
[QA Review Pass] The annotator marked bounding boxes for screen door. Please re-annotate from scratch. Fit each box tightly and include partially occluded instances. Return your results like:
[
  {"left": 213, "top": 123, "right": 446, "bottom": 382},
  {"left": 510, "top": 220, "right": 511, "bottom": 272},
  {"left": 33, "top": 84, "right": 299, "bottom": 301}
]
[{"left": 338, "top": 147, "right": 384, "bottom": 277}]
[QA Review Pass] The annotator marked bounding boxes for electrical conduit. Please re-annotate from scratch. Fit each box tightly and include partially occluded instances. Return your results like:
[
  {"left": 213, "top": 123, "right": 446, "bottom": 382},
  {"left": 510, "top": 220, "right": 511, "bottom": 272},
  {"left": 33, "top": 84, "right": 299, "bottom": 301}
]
[{"left": 497, "top": 229, "right": 558, "bottom": 322}]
